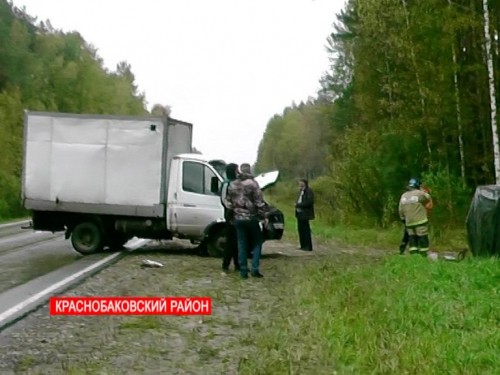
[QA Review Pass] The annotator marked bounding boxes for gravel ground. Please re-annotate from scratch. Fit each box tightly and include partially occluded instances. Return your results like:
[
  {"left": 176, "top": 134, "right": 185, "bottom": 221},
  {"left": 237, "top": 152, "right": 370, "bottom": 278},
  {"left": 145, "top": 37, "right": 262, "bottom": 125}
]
[{"left": 0, "top": 238, "right": 345, "bottom": 375}]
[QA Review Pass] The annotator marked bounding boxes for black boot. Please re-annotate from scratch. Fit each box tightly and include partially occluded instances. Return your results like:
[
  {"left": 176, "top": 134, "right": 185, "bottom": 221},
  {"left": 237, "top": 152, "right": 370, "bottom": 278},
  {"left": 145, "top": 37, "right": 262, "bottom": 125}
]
[
  {"left": 399, "top": 229, "right": 409, "bottom": 254},
  {"left": 399, "top": 244, "right": 406, "bottom": 255},
  {"left": 408, "top": 235, "right": 419, "bottom": 255},
  {"left": 418, "top": 235, "right": 430, "bottom": 258}
]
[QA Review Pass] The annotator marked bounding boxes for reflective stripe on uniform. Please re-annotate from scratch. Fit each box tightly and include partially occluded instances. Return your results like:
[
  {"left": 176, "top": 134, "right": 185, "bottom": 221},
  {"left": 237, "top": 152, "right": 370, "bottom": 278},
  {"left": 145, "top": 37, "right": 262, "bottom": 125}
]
[{"left": 406, "top": 219, "right": 429, "bottom": 227}]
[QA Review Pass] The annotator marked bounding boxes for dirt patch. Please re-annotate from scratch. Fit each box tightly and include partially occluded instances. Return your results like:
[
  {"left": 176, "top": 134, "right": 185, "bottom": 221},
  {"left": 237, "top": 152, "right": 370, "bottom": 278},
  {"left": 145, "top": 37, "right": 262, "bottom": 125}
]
[{"left": 0, "top": 238, "right": 356, "bottom": 374}]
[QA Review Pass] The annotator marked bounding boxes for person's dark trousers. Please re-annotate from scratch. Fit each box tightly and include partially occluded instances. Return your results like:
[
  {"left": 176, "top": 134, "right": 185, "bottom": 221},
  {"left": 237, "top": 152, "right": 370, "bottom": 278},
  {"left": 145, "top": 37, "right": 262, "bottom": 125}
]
[
  {"left": 399, "top": 228, "right": 409, "bottom": 254},
  {"left": 297, "top": 219, "right": 313, "bottom": 250},
  {"left": 234, "top": 219, "right": 263, "bottom": 277},
  {"left": 222, "top": 223, "right": 239, "bottom": 271}
]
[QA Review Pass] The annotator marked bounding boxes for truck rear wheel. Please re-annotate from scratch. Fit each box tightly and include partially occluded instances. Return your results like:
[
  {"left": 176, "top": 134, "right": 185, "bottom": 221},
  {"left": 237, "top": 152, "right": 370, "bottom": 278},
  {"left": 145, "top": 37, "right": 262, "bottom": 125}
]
[{"left": 71, "top": 221, "right": 104, "bottom": 255}]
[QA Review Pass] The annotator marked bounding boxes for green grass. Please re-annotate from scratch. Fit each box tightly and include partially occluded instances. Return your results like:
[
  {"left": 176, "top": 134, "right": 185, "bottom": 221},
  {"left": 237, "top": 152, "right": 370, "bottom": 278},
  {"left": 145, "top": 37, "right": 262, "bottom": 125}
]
[
  {"left": 118, "top": 316, "right": 162, "bottom": 330},
  {"left": 239, "top": 254, "right": 500, "bottom": 374},
  {"left": 237, "top": 196, "right": 498, "bottom": 374},
  {"left": 16, "top": 355, "right": 36, "bottom": 372},
  {"left": 277, "top": 202, "right": 468, "bottom": 253}
]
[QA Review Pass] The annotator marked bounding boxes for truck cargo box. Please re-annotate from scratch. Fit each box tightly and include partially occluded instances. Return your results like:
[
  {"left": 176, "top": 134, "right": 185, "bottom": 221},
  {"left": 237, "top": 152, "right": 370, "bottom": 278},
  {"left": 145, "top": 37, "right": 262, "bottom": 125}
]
[{"left": 22, "top": 111, "right": 192, "bottom": 218}]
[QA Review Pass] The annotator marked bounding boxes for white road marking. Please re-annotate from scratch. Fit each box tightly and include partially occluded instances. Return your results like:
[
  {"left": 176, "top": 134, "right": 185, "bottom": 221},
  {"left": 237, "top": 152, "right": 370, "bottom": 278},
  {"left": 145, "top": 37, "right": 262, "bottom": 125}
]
[{"left": 0, "top": 238, "right": 149, "bottom": 326}]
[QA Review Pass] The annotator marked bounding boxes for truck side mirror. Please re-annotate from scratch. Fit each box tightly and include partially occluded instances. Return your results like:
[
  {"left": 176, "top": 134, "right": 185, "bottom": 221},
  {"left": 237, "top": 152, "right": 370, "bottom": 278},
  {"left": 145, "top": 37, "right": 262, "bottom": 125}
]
[{"left": 211, "top": 177, "right": 220, "bottom": 194}]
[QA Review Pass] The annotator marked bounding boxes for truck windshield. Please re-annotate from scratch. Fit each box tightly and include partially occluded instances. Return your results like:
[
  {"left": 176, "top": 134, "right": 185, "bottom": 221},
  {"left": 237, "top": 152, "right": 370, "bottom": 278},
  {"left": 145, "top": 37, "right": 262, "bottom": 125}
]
[{"left": 209, "top": 160, "right": 227, "bottom": 179}]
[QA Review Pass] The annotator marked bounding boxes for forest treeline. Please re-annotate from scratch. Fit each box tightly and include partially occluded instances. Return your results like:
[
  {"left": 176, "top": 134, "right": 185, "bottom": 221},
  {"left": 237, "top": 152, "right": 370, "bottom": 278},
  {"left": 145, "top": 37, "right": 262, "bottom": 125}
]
[
  {"left": 0, "top": 1, "right": 168, "bottom": 220},
  {"left": 1, "top": 0, "right": 498, "bottom": 228},
  {"left": 256, "top": 0, "right": 500, "bottom": 228}
]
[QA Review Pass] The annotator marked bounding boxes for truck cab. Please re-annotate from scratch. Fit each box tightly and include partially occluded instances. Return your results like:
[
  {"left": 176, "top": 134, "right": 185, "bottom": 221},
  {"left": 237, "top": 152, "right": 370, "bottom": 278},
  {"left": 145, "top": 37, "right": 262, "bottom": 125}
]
[
  {"left": 166, "top": 153, "right": 284, "bottom": 257},
  {"left": 166, "top": 154, "right": 225, "bottom": 239}
]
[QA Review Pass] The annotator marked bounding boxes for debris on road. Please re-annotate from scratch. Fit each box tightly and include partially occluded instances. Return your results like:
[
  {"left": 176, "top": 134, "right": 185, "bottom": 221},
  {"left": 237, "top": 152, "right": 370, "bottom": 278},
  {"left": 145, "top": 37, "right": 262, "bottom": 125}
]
[
  {"left": 443, "top": 249, "right": 468, "bottom": 262},
  {"left": 428, "top": 252, "right": 439, "bottom": 261},
  {"left": 140, "top": 259, "right": 164, "bottom": 268},
  {"left": 428, "top": 249, "right": 468, "bottom": 262}
]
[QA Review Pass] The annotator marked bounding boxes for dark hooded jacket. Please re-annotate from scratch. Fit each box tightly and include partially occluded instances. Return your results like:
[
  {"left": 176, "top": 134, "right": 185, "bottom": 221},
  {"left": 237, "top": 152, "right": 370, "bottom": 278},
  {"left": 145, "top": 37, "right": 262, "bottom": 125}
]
[{"left": 220, "top": 163, "right": 238, "bottom": 223}]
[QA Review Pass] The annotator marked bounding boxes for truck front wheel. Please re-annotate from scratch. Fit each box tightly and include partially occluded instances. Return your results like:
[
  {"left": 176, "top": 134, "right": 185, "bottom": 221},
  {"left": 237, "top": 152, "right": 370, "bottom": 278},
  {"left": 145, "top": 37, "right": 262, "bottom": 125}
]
[
  {"left": 207, "top": 227, "right": 227, "bottom": 258},
  {"left": 71, "top": 221, "right": 104, "bottom": 255}
]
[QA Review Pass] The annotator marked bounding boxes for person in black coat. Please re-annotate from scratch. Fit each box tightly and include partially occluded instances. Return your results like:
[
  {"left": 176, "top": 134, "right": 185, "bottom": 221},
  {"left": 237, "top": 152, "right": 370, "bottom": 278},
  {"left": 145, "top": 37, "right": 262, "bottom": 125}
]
[
  {"left": 295, "top": 179, "right": 314, "bottom": 251},
  {"left": 220, "top": 163, "right": 240, "bottom": 273}
]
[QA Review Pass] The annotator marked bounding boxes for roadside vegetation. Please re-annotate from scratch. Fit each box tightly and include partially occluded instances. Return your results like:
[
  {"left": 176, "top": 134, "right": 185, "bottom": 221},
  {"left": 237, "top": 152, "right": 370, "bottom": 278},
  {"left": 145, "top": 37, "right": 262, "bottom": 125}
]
[
  {"left": 238, "top": 249, "right": 500, "bottom": 374},
  {"left": 254, "top": 0, "right": 499, "bottom": 243},
  {"left": 265, "top": 182, "right": 469, "bottom": 253},
  {"left": 238, "top": 194, "right": 499, "bottom": 373}
]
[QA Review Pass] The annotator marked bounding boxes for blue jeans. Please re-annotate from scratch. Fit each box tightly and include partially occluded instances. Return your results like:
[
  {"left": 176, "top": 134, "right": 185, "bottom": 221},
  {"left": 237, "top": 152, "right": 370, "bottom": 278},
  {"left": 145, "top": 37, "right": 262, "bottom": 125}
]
[{"left": 234, "top": 219, "right": 263, "bottom": 276}]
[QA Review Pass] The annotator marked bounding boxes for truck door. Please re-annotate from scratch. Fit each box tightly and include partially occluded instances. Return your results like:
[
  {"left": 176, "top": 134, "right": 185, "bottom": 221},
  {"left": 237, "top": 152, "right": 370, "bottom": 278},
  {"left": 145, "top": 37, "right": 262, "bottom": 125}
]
[{"left": 172, "top": 160, "right": 224, "bottom": 237}]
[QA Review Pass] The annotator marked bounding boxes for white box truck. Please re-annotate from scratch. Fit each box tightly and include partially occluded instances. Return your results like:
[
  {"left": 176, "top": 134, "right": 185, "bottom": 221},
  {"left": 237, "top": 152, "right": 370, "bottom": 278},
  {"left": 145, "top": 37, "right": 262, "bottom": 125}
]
[{"left": 21, "top": 111, "right": 284, "bottom": 256}]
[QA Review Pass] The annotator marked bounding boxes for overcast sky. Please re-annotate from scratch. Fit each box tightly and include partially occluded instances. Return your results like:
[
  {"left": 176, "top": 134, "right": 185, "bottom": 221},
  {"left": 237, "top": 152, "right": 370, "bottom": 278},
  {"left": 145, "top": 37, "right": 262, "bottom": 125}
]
[{"left": 11, "top": 0, "right": 346, "bottom": 167}]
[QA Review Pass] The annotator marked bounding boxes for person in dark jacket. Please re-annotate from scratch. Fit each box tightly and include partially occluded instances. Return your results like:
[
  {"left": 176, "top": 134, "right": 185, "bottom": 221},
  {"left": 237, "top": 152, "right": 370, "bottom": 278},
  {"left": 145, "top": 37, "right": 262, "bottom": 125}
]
[
  {"left": 220, "top": 163, "right": 240, "bottom": 273},
  {"left": 295, "top": 179, "right": 314, "bottom": 251}
]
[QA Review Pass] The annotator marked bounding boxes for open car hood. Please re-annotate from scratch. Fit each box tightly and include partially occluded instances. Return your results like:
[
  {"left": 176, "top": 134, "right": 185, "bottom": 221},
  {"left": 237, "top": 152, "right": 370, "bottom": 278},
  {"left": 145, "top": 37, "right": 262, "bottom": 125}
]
[{"left": 254, "top": 170, "right": 279, "bottom": 190}]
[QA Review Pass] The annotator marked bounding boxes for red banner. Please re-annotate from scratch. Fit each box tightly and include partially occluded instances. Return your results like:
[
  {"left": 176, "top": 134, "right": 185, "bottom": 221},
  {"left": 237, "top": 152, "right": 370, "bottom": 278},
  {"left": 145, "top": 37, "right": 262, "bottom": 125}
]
[{"left": 49, "top": 296, "right": 212, "bottom": 315}]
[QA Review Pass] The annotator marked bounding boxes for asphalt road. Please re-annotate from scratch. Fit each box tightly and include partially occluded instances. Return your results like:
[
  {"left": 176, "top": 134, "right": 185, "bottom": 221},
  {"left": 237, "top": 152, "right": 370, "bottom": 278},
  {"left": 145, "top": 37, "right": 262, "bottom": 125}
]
[
  {"left": 0, "top": 221, "right": 108, "bottom": 294},
  {"left": 0, "top": 220, "right": 152, "bottom": 333}
]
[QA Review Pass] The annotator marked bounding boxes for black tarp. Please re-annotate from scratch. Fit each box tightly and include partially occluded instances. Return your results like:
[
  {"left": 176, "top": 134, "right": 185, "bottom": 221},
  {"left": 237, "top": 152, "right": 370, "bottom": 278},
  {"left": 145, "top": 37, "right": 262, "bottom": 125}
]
[{"left": 466, "top": 185, "right": 500, "bottom": 257}]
